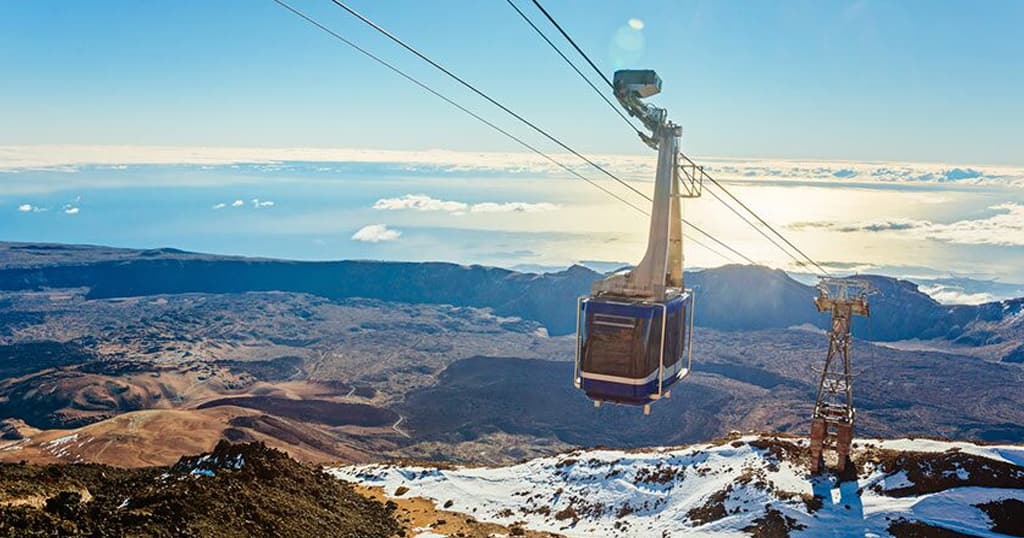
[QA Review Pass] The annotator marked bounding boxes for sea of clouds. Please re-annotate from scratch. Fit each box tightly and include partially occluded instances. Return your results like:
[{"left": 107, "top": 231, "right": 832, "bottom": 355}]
[{"left": 2, "top": 145, "right": 1023, "bottom": 188}]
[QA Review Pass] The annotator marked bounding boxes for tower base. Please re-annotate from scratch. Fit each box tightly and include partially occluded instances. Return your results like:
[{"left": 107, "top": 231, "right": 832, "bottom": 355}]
[{"left": 809, "top": 418, "right": 854, "bottom": 476}]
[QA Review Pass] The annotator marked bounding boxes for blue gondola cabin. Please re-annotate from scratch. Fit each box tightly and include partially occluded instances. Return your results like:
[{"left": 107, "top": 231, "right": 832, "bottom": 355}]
[{"left": 575, "top": 292, "right": 693, "bottom": 407}]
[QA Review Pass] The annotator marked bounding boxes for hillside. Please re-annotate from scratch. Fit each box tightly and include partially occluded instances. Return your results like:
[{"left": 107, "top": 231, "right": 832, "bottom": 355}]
[
  {"left": 334, "top": 434, "right": 1024, "bottom": 537},
  {"left": 2, "top": 242, "right": 1024, "bottom": 470},
  {"left": 4, "top": 288, "right": 1023, "bottom": 464},
  {"left": 0, "top": 242, "right": 594, "bottom": 336},
  {"left": 2, "top": 242, "right": 1024, "bottom": 360},
  {"left": 0, "top": 291, "right": 568, "bottom": 466},
  {"left": 0, "top": 441, "right": 399, "bottom": 537}
]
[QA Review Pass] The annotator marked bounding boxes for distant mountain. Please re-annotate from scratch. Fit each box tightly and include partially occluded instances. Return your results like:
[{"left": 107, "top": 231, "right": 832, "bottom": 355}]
[
  {"left": 510, "top": 259, "right": 630, "bottom": 274},
  {"left": 0, "top": 242, "right": 595, "bottom": 336},
  {"left": 2, "top": 242, "right": 1022, "bottom": 360}
]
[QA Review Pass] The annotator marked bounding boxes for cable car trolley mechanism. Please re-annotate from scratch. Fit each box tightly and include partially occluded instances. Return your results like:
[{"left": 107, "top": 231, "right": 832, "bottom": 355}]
[{"left": 574, "top": 70, "right": 702, "bottom": 415}]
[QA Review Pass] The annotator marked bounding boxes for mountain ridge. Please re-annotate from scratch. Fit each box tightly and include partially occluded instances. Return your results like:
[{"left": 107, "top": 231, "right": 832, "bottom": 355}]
[{"left": 2, "top": 242, "right": 1022, "bottom": 360}]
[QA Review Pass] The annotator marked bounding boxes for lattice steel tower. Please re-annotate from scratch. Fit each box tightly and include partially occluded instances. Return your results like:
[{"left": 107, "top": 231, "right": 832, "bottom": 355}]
[{"left": 809, "top": 278, "right": 871, "bottom": 475}]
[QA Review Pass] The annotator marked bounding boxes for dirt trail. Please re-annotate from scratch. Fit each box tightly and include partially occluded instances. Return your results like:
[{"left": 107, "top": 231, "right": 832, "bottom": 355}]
[
  {"left": 0, "top": 488, "right": 92, "bottom": 509},
  {"left": 392, "top": 415, "right": 411, "bottom": 438},
  {"left": 354, "top": 485, "right": 562, "bottom": 538}
]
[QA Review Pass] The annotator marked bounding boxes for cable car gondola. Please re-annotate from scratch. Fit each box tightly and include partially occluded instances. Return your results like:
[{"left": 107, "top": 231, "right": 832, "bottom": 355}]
[{"left": 574, "top": 70, "right": 701, "bottom": 414}]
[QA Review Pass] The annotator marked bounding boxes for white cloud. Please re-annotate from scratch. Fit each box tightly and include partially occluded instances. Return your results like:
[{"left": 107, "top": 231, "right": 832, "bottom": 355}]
[
  {"left": 922, "top": 203, "right": 1024, "bottom": 246},
  {"left": 373, "top": 194, "right": 558, "bottom": 215},
  {"left": 628, "top": 18, "right": 644, "bottom": 30},
  {"left": 374, "top": 194, "right": 468, "bottom": 213},
  {"left": 214, "top": 198, "right": 273, "bottom": 209},
  {"left": 704, "top": 160, "right": 1024, "bottom": 187},
  {"left": 469, "top": 201, "right": 559, "bottom": 213},
  {"left": 351, "top": 224, "right": 401, "bottom": 243},
  {"left": 3, "top": 146, "right": 1024, "bottom": 193},
  {"left": 17, "top": 203, "right": 41, "bottom": 212},
  {"left": 64, "top": 206, "right": 79, "bottom": 215},
  {"left": 919, "top": 284, "right": 996, "bottom": 305},
  {"left": 790, "top": 218, "right": 929, "bottom": 233},
  {"left": 794, "top": 203, "right": 1024, "bottom": 246}
]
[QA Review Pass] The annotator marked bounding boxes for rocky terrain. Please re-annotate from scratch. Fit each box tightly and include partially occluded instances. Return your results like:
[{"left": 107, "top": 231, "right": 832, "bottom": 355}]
[
  {"left": 398, "top": 333, "right": 1024, "bottom": 453},
  {"left": 0, "top": 440, "right": 400, "bottom": 537},
  {"left": 335, "top": 433, "right": 1024, "bottom": 537},
  {"left": 0, "top": 289, "right": 563, "bottom": 466},
  {"left": 1, "top": 241, "right": 1023, "bottom": 470}
]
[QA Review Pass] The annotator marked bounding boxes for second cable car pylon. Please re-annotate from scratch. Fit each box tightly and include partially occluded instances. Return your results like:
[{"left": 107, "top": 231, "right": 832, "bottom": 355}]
[{"left": 574, "top": 70, "right": 702, "bottom": 415}]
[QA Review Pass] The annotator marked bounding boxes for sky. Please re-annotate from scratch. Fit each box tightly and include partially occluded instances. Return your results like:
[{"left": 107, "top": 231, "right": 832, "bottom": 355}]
[
  {"left": 2, "top": 1, "right": 1024, "bottom": 303},
  {"left": 2, "top": 0, "right": 1022, "bottom": 164}
]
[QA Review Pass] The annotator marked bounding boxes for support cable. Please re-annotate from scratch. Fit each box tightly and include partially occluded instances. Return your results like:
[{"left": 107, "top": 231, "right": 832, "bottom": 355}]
[
  {"left": 271, "top": 0, "right": 643, "bottom": 215},
  {"left": 703, "top": 182, "right": 809, "bottom": 271},
  {"left": 322, "top": 0, "right": 756, "bottom": 264},
  {"left": 529, "top": 0, "right": 614, "bottom": 89},
  {"left": 503, "top": 0, "right": 642, "bottom": 134},
  {"left": 326, "top": 0, "right": 650, "bottom": 201},
  {"left": 688, "top": 154, "right": 831, "bottom": 277},
  {"left": 529, "top": 0, "right": 829, "bottom": 275},
  {"left": 272, "top": 0, "right": 738, "bottom": 263}
]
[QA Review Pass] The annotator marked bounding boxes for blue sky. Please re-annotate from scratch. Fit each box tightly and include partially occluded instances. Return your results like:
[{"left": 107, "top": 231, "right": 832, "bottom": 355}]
[{"left": 2, "top": 0, "right": 1022, "bottom": 164}]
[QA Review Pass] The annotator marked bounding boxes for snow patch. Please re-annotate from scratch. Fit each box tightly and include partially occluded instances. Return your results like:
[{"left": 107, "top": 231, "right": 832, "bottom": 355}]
[
  {"left": 871, "top": 438, "right": 1024, "bottom": 466},
  {"left": 331, "top": 436, "right": 1024, "bottom": 537},
  {"left": 43, "top": 433, "right": 80, "bottom": 459}
]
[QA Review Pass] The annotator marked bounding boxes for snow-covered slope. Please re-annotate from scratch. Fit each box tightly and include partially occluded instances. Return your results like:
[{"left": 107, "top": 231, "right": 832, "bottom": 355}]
[{"left": 331, "top": 435, "right": 1024, "bottom": 537}]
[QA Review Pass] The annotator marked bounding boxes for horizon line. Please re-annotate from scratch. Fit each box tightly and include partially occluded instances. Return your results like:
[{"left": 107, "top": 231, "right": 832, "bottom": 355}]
[{"left": 2, "top": 144, "right": 1022, "bottom": 172}]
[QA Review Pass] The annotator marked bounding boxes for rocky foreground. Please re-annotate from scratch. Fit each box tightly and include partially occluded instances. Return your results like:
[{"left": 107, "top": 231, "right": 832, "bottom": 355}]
[
  {"left": 0, "top": 441, "right": 399, "bottom": 538},
  {"left": 333, "top": 434, "right": 1024, "bottom": 538}
]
